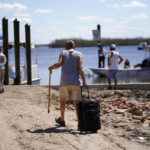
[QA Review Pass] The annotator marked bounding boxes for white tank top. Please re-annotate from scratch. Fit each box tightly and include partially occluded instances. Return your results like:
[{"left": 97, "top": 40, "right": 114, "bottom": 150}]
[{"left": 109, "top": 51, "right": 119, "bottom": 70}]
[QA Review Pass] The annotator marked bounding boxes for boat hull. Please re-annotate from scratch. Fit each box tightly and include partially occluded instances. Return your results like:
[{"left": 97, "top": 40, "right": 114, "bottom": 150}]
[
  {"left": 90, "top": 68, "right": 150, "bottom": 77},
  {"left": 9, "top": 64, "right": 41, "bottom": 85}
]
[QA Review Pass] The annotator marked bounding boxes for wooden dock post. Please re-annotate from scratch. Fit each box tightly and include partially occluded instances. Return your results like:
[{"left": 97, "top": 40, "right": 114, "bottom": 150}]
[
  {"left": 97, "top": 24, "right": 101, "bottom": 36},
  {"left": 25, "top": 24, "right": 32, "bottom": 85},
  {"left": 97, "top": 24, "right": 101, "bottom": 68},
  {"left": 2, "top": 17, "right": 9, "bottom": 85},
  {"left": 14, "top": 19, "right": 20, "bottom": 85}
]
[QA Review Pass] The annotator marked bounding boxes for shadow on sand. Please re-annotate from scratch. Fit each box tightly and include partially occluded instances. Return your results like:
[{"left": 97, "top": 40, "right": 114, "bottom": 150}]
[
  {"left": 27, "top": 125, "right": 71, "bottom": 134},
  {"left": 26, "top": 125, "right": 97, "bottom": 135}
]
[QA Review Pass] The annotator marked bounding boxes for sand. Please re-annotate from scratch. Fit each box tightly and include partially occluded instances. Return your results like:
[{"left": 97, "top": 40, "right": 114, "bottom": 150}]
[{"left": 0, "top": 85, "right": 149, "bottom": 150}]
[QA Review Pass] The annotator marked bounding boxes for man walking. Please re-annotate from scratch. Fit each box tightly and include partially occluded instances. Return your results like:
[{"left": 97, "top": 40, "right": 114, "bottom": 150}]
[
  {"left": 107, "top": 44, "right": 123, "bottom": 89},
  {"left": 48, "top": 40, "right": 87, "bottom": 126},
  {"left": 0, "top": 47, "right": 7, "bottom": 93}
]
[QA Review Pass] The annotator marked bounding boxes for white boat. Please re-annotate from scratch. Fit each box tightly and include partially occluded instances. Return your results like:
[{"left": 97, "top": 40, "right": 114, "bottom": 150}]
[
  {"left": 0, "top": 37, "right": 40, "bottom": 85},
  {"left": 9, "top": 44, "right": 40, "bottom": 85},
  {"left": 90, "top": 67, "right": 150, "bottom": 77},
  {"left": 9, "top": 64, "right": 40, "bottom": 85},
  {"left": 138, "top": 42, "right": 150, "bottom": 51},
  {"left": 91, "top": 43, "right": 150, "bottom": 78}
]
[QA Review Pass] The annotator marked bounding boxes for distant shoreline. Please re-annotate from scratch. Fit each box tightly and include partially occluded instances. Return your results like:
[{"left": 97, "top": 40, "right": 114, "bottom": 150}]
[{"left": 46, "top": 37, "right": 150, "bottom": 48}]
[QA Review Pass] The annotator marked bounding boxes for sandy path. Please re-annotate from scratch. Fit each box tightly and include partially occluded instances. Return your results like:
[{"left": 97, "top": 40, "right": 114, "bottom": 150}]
[{"left": 0, "top": 86, "right": 149, "bottom": 150}]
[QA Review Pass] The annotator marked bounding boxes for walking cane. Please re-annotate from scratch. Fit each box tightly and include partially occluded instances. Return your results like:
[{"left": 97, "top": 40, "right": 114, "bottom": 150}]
[{"left": 48, "top": 71, "right": 52, "bottom": 113}]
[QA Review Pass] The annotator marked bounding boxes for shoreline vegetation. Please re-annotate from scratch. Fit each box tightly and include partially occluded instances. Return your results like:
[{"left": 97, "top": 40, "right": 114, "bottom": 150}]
[{"left": 47, "top": 37, "right": 150, "bottom": 48}]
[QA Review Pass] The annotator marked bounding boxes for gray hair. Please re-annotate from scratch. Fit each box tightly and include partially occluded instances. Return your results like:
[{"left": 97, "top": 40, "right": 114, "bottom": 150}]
[{"left": 66, "top": 40, "right": 75, "bottom": 48}]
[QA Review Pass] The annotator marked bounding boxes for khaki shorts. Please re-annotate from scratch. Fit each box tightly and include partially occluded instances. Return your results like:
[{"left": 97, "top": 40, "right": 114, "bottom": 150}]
[{"left": 59, "top": 85, "right": 82, "bottom": 102}]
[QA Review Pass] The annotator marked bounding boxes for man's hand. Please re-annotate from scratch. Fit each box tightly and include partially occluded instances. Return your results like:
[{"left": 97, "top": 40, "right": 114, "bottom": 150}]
[
  {"left": 83, "top": 81, "right": 88, "bottom": 88},
  {"left": 48, "top": 67, "right": 52, "bottom": 74}
]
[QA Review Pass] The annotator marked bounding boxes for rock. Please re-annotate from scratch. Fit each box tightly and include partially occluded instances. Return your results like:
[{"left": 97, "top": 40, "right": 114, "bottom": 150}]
[
  {"left": 133, "top": 120, "right": 141, "bottom": 124},
  {"left": 115, "top": 109, "right": 126, "bottom": 114},
  {"left": 112, "top": 120, "right": 126, "bottom": 123},
  {"left": 123, "top": 111, "right": 129, "bottom": 117},
  {"left": 119, "top": 123, "right": 127, "bottom": 128},
  {"left": 132, "top": 115, "right": 145, "bottom": 121},
  {"left": 145, "top": 115, "right": 150, "bottom": 120}
]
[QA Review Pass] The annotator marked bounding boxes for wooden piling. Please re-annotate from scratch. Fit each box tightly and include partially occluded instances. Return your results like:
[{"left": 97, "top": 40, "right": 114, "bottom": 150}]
[
  {"left": 25, "top": 24, "right": 32, "bottom": 85},
  {"left": 97, "top": 24, "right": 101, "bottom": 68},
  {"left": 14, "top": 19, "right": 20, "bottom": 84},
  {"left": 2, "top": 17, "right": 9, "bottom": 85},
  {"left": 97, "top": 24, "right": 101, "bottom": 37}
]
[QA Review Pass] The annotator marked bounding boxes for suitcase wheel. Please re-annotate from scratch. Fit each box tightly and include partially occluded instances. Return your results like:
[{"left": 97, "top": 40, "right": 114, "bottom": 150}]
[{"left": 92, "top": 130, "right": 97, "bottom": 133}]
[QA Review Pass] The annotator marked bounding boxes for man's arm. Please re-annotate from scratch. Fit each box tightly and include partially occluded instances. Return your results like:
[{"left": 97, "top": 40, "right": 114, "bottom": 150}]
[
  {"left": 118, "top": 55, "right": 123, "bottom": 64},
  {"left": 78, "top": 54, "right": 87, "bottom": 88},
  {"left": 48, "top": 52, "right": 63, "bottom": 73}
]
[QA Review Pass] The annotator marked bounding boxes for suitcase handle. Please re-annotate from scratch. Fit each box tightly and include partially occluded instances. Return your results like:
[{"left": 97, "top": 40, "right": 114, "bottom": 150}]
[{"left": 81, "top": 86, "right": 90, "bottom": 99}]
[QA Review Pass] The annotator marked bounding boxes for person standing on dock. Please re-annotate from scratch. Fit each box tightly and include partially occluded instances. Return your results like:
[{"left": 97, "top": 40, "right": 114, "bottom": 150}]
[
  {"left": 48, "top": 40, "right": 87, "bottom": 126},
  {"left": 98, "top": 43, "right": 107, "bottom": 68},
  {"left": 107, "top": 44, "right": 123, "bottom": 89},
  {"left": 0, "top": 47, "right": 7, "bottom": 93}
]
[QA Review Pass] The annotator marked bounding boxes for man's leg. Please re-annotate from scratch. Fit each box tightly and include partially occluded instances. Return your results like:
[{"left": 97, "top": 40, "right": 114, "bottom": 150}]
[
  {"left": 56, "top": 86, "right": 68, "bottom": 126},
  {"left": 113, "top": 71, "right": 118, "bottom": 89},
  {"left": 107, "top": 71, "right": 112, "bottom": 89},
  {"left": 71, "top": 86, "right": 82, "bottom": 120},
  {"left": 73, "top": 100, "right": 79, "bottom": 119},
  {"left": 107, "top": 78, "right": 112, "bottom": 89},
  {"left": 99, "top": 57, "right": 102, "bottom": 68},
  {"left": 60, "top": 101, "right": 66, "bottom": 122},
  {"left": 114, "top": 78, "right": 117, "bottom": 89},
  {"left": 103, "top": 57, "right": 105, "bottom": 68},
  {"left": 55, "top": 99, "right": 66, "bottom": 126}
]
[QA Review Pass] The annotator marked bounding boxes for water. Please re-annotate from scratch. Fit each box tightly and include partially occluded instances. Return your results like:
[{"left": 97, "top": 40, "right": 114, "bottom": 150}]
[{"left": 9, "top": 45, "right": 150, "bottom": 85}]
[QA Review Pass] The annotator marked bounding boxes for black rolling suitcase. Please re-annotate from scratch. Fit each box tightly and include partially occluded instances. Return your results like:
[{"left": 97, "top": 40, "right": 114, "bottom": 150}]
[{"left": 77, "top": 87, "right": 101, "bottom": 133}]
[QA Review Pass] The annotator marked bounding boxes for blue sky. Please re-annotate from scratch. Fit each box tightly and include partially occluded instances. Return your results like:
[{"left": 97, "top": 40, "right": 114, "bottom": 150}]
[{"left": 0, "top": 0, "right": 150, "bottom": 44}]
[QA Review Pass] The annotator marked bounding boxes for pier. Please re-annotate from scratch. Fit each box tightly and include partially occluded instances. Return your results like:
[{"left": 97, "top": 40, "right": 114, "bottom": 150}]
[{"left": 2, "top": 18, "right": 32, "bottom": 85}]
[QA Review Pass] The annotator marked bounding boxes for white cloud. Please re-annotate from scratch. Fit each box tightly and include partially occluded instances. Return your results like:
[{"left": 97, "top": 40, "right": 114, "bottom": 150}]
[
  {"left": 103, "top": 25, "right": 150, "bottom": 38},
  {"left": 34, "top": 9, "right": 53, "bottom": 14},
  {"left": 9, "top": 12, "right": 32, "bottom": 23},
  {"left": 10, "top": 17, "right": 32, "bottom": 23},
  {"left": 32, "top": 26, "right": 70, "bottom": 43},
  {"left": 107, "top": 0, "right": 146, "bottom": 8},
  {"left": 122, "top": 0, "right": 146, "bottom": 8},
  {"left": 0, "top": 3, "right": 27, "bottom": 13},
  {"left": 107, "top": 4, "right": 119, "bottom": 8},
  {"left": 121, "top": 13, "right": 148, "bottom": 24},
  {"left": 98, "top": 0, "right": 105, "bottom": 3},
  {"left": 14, "top": 13, "right": 30, "bottom": 18},
  {"left": 78, "top": 16, "right": 99, "bottom": 22},
  {"left": 128, "top": 12, "right": 148, "bottom": 20},
  {"left": 77, "top": 16, "right": 114, "bottom": 23}
]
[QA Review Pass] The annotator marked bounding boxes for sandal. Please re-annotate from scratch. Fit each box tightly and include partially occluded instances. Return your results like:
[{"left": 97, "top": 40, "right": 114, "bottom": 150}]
[{"left": 55, "top": 117, "right": 65, "bottom": 127}]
